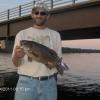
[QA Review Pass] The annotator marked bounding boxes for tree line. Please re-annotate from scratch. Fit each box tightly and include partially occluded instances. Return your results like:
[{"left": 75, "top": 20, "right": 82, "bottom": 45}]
[{"left": 62, "top": 47, "right": 100, "bottom": 53}]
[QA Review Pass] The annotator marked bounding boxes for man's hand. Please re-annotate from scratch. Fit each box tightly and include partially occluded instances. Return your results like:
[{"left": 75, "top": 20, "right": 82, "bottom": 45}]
[
  {"left": 14, "top": 46, "right": 25, "bottom": 59},
  {"left": 12, "top": 46, "right": 25, "bottom": 67},
  {"left": 46, "top": 61, "right": 54, "bottom": 69}
]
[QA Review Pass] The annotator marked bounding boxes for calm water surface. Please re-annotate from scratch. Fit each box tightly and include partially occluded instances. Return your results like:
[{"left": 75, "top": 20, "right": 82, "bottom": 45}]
[
  {"left": 58, "top": 53, "right": 100, "bottom": 96},
  {"left": 1, "top": 53, "right": 100, "bottom": 97}
]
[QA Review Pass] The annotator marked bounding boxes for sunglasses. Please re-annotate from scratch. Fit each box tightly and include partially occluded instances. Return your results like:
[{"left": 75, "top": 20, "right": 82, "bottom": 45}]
[{"left": 34, "top": 11, "right": 48, "bottom": 16}]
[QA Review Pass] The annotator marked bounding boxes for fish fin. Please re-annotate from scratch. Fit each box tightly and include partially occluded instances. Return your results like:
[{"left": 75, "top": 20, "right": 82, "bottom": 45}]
[{"left": 31, "top": 51, "right": 39, "bottom": 57}]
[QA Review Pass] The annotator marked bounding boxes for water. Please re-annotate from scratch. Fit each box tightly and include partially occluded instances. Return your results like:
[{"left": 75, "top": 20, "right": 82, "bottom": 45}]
[
  {"left": 0, "top": 53, "right": 16, "bottom": 73},
  {"left": 58, "top": 53, "right": 100, "bottom": 96},
  {"left": 0, "top": 53, "right": 100, "bottom": 99}
]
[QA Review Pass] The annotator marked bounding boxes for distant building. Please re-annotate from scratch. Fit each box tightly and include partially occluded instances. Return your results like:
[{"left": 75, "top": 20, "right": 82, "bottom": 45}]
[{"left": 0, "top": 40, "right": 5, "bottom": 49}]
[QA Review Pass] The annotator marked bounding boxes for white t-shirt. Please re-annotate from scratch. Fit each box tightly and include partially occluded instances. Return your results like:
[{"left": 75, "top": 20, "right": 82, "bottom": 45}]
[{"left": 12, "top": 27, "right": 62, "bottom": 77}]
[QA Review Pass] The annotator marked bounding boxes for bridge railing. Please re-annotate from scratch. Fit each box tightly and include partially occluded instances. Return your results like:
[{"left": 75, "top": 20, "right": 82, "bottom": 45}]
[{"left": 0, "top": 0, "right": 88, "bottom": 22}]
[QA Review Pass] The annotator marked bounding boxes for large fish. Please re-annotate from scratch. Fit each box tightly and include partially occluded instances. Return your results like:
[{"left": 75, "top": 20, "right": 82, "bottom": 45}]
[{"left": 20, "top": 40, "right": 69, "bottom": 75}]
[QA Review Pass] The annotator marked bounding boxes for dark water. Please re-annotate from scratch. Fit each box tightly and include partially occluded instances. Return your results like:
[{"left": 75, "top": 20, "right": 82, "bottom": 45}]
[
  {"left": 57, "top": 53, "right": 100, "bottom": 96},
  {"left": 1, "top": 53, "right": 100, "bottom": 100}
]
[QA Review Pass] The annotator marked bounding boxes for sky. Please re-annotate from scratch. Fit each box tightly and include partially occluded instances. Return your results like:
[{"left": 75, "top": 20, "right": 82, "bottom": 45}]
[
  {"left": 0, "top": 0, "right": 33, "bottom": 12},
  {"left": 0, "top": 0, "right": 89, "bottom": 12},
  {"left": 62, "top": 39, "right": 100, "bottom": 50},
  {"left": 0, "top": 0, "right": 99, "bottom": 50}
]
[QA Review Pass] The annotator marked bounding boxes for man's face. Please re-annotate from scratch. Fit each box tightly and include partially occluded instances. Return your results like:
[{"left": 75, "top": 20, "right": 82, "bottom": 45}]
[{"left": 32, "top": 8, "right": 48, "bottom": 26}]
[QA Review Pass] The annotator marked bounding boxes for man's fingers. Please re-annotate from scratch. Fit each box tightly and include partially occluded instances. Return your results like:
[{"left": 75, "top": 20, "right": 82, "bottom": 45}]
[
  {"left": 15, "top": 45, "right": 21, "bottom": 49},
  {"left": 46, "top": 61, "right": 55, "bottom": 69},
  {"left": 14, "top": 45, "right": 25, "bottom": 58},
  {"left": 15, "top": 46, "right": 24, "bottom": 51}
]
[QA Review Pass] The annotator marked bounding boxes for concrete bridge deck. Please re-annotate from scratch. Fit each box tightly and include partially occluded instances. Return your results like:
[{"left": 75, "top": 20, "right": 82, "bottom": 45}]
[{"left": 0, "top": 0, "right": 100, "bottom": 40}]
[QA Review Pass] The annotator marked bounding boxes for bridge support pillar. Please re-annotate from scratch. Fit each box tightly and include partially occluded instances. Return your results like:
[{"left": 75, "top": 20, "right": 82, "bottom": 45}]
[{"left": 5, "top": 39, "right": 14, "bottom": 53}]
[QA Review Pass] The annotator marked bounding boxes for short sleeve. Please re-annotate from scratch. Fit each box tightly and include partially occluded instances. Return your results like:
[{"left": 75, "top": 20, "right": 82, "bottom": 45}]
[{"left": 12, "top": 31, "right": 23, "bottom": 58}]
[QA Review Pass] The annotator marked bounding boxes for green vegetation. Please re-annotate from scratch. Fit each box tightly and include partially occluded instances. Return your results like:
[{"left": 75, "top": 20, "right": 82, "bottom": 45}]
[{"left": 62, "top": 47, "right": 100, "bottom": 53}]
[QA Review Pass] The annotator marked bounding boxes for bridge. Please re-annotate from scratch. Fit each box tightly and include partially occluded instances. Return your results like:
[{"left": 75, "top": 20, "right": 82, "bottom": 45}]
[{"left": 0, "top": 0, "right": 100, "bottom": 52}]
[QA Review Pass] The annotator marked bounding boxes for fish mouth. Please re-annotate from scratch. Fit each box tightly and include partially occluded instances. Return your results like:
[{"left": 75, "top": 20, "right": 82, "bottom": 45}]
[{"left": 21, "top": 46, "right": 30, "bottom": 53}]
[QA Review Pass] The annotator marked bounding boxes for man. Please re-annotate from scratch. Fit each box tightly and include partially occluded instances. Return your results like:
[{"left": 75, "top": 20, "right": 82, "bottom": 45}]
[{"left": 12, "top": 2, "right": 62, "bottom": 100}]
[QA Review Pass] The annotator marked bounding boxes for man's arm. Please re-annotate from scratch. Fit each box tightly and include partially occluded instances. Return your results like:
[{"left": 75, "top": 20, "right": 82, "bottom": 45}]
[
  {"left": 12, "top": 31, "right": 25, "bottom": 67},
  {"left": 12, "top": 46, "right": 25, "bottom": 67}
]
